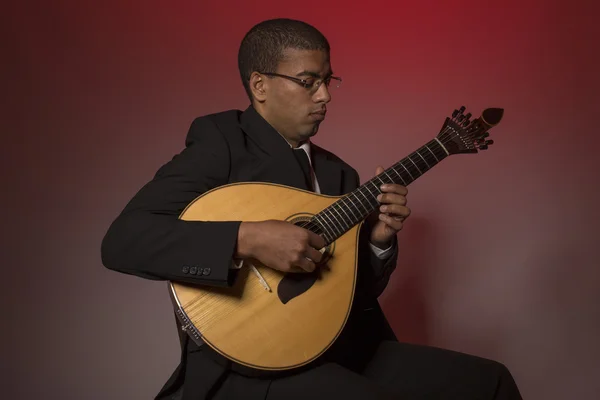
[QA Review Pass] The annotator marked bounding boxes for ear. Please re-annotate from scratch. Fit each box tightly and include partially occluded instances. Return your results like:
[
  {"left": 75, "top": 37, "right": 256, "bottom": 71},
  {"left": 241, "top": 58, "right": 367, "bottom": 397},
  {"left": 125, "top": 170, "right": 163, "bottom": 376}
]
[{"left": 249, "top": 72, "right": 267, "bottom": 103}]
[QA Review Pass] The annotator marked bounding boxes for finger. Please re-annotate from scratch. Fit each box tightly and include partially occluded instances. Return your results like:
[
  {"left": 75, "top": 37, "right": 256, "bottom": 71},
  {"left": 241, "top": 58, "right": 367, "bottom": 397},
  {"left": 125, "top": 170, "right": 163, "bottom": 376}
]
[
  {"left": 377, "top": 193, "right": 407, "bottom": 206},
  {"left": 379, "top": 213, "right": 404, "bottom": 230},
  {"left": 306, "top": 247, "right": 323, "bottom": 264},
  {"left": 307, "top": 232, "right": 326, "bottom": 249},
  {"left": 379, "top": 204, "right": 411, "bottom": 218},
  {"left": 289, "top": 265, "right": 311, "bottom": 273},
  {"left": 295, "top": 257, "right": 316, "bottom": 273},
  {"left": 379, "top": 184, "right": 408, "bottom": 196}
]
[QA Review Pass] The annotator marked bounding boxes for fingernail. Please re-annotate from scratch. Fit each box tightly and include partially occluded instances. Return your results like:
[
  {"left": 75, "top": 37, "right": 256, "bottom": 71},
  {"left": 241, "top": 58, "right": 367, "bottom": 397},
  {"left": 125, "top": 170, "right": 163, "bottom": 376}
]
[{"left": 377, "top": 194, "right": 382, "bottom": 201}]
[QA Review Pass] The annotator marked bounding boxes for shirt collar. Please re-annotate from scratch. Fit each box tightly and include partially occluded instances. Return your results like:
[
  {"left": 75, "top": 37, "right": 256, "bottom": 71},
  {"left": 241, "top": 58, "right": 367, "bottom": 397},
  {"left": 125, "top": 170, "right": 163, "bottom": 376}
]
[
  {"left": 294, "top": 140, "right": 312, "bottom": 165},
  {"left": 278, "top": 133, "right": 312, "bottom": 164}
]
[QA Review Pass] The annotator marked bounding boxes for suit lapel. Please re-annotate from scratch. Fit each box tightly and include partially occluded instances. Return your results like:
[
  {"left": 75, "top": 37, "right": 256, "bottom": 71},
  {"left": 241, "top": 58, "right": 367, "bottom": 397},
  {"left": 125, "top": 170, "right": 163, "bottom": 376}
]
[
  {"left": 239, "top": 106, "right": 344, "bottom": 195},
  {"left": 239, "top": 106, "right": 311, "bottom": 191}
]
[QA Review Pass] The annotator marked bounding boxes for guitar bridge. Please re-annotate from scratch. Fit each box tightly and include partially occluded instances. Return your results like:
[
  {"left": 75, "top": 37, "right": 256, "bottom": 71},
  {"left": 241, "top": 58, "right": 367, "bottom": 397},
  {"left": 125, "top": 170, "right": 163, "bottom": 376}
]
[{"left": 176, "top": 307, "right": 203, "bottom": 343}]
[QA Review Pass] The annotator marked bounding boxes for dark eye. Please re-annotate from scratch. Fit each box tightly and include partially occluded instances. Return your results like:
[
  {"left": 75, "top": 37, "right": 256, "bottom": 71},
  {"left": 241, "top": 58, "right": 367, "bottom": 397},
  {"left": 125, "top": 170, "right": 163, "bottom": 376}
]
[{"left": 303, "top": 78, "right": 316, "bottom": 87}]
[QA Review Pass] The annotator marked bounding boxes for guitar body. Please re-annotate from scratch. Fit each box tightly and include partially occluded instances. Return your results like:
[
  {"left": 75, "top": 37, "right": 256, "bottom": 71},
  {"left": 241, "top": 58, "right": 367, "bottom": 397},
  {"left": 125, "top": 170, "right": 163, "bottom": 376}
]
[
  {"left": 167, "top": 105, "right": 504, "bottom": 373},
  {"left": 169, "top": 182, "right": 362, "bottom": 371}
]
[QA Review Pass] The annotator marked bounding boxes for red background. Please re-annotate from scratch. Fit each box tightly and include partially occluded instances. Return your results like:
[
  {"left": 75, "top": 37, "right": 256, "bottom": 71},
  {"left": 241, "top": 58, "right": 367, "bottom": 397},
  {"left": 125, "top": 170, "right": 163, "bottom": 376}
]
[{"left": 4, "top": 0, "right": 599, "bottom": 398}]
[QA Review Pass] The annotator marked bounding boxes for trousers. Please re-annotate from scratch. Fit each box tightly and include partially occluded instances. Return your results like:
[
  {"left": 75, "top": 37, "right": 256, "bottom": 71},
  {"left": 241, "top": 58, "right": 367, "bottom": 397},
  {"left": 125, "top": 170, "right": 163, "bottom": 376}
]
[{"left": 209, "top": 341, "right": 522, "bottom": 399}]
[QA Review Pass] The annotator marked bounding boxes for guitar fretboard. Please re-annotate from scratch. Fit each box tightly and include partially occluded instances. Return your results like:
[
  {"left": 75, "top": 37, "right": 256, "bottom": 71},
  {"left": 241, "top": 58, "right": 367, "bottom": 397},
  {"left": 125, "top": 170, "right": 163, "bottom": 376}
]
[{"left": 307, "top": 138, "right": 449, "bottom": 245}]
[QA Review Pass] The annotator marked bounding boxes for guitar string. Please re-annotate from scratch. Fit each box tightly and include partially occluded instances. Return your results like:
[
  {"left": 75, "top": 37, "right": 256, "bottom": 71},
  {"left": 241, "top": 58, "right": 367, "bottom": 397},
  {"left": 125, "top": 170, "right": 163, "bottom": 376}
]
[
  {"left": 298, "top": 126, "right": 453, "bottom": 241},
  {"left": 297, "top": 117, "right": 478, "bottom": 242},
  {"left": 296, "top": 125, "right": 455, "bottom": 233},
  {"left": 309, "top": 136, "right": 446, "bottom": 242}
]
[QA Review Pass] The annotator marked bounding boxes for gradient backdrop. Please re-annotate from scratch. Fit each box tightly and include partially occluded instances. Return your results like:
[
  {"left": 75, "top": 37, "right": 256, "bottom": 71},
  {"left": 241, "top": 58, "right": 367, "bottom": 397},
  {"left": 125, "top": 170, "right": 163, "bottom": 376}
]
[{"left": 4, "top": 0, "right": 599, "bottom": 399}]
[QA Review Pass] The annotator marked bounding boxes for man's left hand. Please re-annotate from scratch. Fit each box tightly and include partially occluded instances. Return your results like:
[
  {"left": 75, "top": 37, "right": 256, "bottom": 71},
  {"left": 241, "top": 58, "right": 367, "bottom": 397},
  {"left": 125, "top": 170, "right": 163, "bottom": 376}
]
[{"left": 368, "top": 166, "right": 411, "bottom": 249}]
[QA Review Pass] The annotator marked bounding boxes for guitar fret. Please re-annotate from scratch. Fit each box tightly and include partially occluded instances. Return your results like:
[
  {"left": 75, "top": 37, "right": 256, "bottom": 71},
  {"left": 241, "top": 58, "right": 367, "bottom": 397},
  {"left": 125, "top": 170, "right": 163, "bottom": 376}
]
[
  {"left": 309, "top": 218, "right": 327, "bottom": 242},
  {"left": 340, "top": 196, "right": 359, "bottom": 222},
  {"left": 369, "top": 180, "right": 382, "bottom": 195},
  {"left": 399, "top": 162, "right": 414, "bottom": 180},
  {"left": 322, "top": 215, "right": 336, "bottom": 239},
  {"left": 322, "top": 209, "right": 342, "bottom": 236},
  {"left": 382, "top": 170, "right": 394, "bottom": 184},
  {"left": 314, "top": 214, "right": 334, "bottom": 242},
  {"left": 329, "top": 207, "right": 347, "bottom": 234},
  {"left": 358, "top": 187, "right": 377, "bottom": 210},
  {"left": 330, "top": 203, "right": 349, "bottom": 231},
  {"left": 390, "top": 167, "right": 407, "bottom": 185},
  {"left": 322, "top": 230, "right": 333, "bottom": 244},
  {"left": 408, "top": 155, "right": 423, "bottom": 175},
  {"left": 351, "top": 192, "right": 369, "bottom": 214},
  {"left": 428, "top": 139, "right": 448, "bottom": 161},
  {"left": 424, "top": 144, "right": 439, "bottom": 162},
  {"left": 315, "top": 138, "right": 449, "bottom": 245},
  {"left": 415, "top": 149, "right": 431, "bottom": 169},
  {"left": 434, "top": 137, "right": 450, "bottom": 156},
  {"left": 350, "top": 194, "right": 368, "bottom": 218},
  {"left": 407, "top": 156, "right": 424, "bottom": 177}
]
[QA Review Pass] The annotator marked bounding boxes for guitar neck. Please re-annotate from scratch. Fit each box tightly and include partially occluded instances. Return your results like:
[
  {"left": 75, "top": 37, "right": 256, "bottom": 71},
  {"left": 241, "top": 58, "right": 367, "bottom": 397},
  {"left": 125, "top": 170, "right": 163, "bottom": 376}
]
[{"left": 312, "top": 138, "right": 450, "bottom": 245}]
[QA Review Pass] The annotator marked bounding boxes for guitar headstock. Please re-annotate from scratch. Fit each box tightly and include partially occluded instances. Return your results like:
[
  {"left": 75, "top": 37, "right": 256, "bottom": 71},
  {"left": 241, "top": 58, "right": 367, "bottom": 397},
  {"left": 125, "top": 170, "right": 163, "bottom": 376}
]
[{"left": 437, "top": 106, "right": 504, "bottom": 155}]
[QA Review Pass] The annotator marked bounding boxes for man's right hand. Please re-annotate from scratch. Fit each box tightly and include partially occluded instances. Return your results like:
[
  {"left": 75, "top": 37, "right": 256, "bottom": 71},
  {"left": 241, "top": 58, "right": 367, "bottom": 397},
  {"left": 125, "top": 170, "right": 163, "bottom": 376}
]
[{"left": 235, "top": 220, "right": 326, "bottom": 273}]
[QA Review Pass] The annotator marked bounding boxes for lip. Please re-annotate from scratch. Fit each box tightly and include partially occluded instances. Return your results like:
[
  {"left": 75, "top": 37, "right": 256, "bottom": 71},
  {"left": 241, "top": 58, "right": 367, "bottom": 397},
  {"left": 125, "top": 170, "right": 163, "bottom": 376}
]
[{"left": 310, "top": 111, "right": 326, "bottom": 121}]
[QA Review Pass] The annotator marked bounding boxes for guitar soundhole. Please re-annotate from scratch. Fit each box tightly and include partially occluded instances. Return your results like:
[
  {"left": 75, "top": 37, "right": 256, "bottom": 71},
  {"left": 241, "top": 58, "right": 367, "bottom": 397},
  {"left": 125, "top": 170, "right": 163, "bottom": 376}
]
[{"left": 287, "top": 213, "right": 334, "bottom": 264}]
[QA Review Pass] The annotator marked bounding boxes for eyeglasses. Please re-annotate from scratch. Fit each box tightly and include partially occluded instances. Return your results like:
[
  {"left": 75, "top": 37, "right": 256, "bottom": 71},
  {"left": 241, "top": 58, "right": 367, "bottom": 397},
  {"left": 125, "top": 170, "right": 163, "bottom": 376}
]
[{"left": 259, "top": 72, "right": 342, "bottom": 93}]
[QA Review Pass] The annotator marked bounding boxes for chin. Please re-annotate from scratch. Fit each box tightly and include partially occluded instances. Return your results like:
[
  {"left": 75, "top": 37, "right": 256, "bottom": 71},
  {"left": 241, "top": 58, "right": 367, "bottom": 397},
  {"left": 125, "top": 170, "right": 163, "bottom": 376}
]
[
  {"left": 299, "top": 130, "right": 318, "bottom": 142},
  {"left": 308, "top": 123, "right": 321, "bottom": 136},
  {"left": 294, "top": 121, "right": 321, "bottom": 143}
]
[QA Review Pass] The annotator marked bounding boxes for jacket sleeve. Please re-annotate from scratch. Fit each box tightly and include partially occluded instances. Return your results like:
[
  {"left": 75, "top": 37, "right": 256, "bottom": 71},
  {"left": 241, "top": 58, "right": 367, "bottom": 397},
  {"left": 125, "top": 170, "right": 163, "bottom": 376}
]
[
  {"left": 352, "top": 169, "right": 399, "bottom": 298},
  {"left": 101, "top": 116, "right": 240, "bottom": 287},
  {"left": 359, "top": 219, "right": 399, "bottom": 298}
]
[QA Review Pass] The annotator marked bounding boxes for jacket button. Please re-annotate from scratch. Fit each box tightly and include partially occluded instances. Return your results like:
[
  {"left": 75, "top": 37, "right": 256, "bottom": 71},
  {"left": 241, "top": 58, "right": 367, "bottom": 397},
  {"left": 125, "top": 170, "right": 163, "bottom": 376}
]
[
  {"left": 182, "top": 265, "right": 190, "bottom": 274},
  {"left": 190, "top": 266, "right": 197, "bottom": 275},
  {"left": 202, "top": 267, "right": 211, "bottom": 276}
]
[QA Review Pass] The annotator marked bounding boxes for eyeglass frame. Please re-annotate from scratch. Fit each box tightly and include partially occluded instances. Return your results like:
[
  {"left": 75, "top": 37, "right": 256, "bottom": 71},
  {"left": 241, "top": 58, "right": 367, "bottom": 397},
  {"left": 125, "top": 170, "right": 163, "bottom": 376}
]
[{"left": 258, "top": 72, "right": 342, "bottom": 92}]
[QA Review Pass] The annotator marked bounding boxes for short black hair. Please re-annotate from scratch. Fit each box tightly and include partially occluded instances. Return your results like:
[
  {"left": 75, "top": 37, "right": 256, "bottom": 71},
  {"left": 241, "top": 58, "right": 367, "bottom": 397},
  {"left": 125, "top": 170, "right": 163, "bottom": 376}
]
[{"left": 238, "top": 18, "right": 330, "bottom": 101}]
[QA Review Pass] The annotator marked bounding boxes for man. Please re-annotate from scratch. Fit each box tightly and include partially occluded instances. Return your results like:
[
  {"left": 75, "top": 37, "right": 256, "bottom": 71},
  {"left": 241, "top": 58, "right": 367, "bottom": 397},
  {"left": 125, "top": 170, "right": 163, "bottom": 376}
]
[{"left": 101, "top": 18, "right": 522, "bottom": 400}]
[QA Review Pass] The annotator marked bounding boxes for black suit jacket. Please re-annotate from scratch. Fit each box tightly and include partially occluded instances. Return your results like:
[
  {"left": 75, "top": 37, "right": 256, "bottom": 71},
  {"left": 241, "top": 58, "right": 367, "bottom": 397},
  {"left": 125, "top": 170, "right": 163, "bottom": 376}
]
[{"left": 101, "top": 105, "right": 399, "bottom": 399}]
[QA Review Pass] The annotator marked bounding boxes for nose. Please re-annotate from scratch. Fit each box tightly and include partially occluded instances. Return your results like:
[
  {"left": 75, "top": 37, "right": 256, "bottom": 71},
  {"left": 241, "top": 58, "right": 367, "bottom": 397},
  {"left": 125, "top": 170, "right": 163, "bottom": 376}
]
[{"left": 313, "top": 82, "right": 331, "bottom": 103}]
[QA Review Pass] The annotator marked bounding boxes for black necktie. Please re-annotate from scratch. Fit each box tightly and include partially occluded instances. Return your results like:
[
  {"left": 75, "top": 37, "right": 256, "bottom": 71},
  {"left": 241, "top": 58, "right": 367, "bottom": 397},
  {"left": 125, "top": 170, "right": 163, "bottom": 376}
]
[{"left": 293, "top": 148, "right": 314, "bottom": 191}]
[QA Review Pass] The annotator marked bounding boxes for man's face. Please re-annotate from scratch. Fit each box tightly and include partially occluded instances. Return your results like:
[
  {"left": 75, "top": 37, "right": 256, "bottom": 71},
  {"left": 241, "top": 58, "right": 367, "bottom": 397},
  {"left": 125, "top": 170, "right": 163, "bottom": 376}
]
[{"left": 256, "top": 48, "right": 333, "bottom": 147}]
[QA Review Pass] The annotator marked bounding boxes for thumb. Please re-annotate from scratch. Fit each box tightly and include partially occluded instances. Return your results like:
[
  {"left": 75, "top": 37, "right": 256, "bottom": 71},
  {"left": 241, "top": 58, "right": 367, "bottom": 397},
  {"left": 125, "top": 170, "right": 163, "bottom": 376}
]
[{"left": 375, "top": 165, "right": 384, "bottom": 176}]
